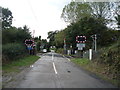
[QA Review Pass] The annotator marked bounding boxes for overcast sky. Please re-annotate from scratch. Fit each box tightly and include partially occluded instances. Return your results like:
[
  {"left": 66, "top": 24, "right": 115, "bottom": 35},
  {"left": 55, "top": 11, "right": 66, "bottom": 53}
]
[{"left": 1, "top": 0, "right": 71, "bottom": 39}]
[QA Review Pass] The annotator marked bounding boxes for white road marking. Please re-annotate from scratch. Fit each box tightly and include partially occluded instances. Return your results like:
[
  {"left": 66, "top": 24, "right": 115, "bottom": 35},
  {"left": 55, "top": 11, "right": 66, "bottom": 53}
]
[
  {"left": 53, "top": 62, "right": 58, "bottom": 74},
  {"left": 52, "top": 52, "right": 58, "bottom": 74},
  {"left": 52, "top": 52, "right": 54, "bottom": 60},
  {"left": 67, "top": 58, "right": 70, "bottom": 61}
]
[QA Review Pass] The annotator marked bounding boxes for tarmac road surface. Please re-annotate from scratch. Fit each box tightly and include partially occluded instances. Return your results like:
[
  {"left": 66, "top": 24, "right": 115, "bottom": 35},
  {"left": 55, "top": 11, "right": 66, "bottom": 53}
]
[{"left": 17, "top": 52, "right": 117, "bottom": 88}]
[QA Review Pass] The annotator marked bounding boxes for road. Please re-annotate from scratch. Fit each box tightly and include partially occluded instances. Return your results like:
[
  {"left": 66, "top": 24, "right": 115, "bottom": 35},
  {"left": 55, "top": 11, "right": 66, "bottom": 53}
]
[{"left": 17, "top": 52, "right": 116, "bottom": 88}]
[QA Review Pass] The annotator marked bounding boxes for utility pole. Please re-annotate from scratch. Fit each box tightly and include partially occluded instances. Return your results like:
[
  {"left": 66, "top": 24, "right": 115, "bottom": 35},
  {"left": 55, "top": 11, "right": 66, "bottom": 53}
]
[
  {"left": 33, "top": 30, "right": 35, "bottom": 38},
  {"left": 64, "top": 38, "right": 67, "bottom": 54},
  {"left": 94, "top": 34, "right": 97, "bottom": 52},
  {"left": 91, "top": 34, "right": 97, "bottom": 52}
]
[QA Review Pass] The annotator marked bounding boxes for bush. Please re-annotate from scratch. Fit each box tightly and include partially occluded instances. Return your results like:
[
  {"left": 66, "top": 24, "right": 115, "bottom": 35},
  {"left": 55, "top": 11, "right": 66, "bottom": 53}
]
[
  {"left": 56, "top": 48, "right": 64, "bottom": 54},
  {"left": 96, "top": 39, "right": 120, "bottom": 80},
  {"left": 2, "top": 43, "right": 28, "bottom": 63}
]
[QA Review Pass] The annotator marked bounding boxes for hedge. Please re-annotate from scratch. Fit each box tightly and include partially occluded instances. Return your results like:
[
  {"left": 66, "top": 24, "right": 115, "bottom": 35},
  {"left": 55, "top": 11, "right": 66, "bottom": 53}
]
[{"left": 2, "top": 43, "right": 28, "bottom": 63}]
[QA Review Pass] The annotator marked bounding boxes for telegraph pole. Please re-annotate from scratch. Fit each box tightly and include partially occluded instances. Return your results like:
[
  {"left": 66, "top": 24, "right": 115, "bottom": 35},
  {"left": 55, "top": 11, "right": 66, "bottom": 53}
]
[
  {"left": 91, "top": 34, "right": 97, "bottom": 52},
  {"left": 94, "top": 34, "right": 97, "bottom": 52},
  {"left": 64, "top": 38, "right": 67, "bottom": 54}
]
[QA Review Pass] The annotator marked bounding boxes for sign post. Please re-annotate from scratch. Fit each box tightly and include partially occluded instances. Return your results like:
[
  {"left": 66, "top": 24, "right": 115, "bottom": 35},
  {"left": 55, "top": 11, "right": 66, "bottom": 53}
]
[
  {"left": 25, "top": 39, "right": 35, "bottom": 55},
  {"left": 76, "top": 35, "right": 86, "bottom": 58}
]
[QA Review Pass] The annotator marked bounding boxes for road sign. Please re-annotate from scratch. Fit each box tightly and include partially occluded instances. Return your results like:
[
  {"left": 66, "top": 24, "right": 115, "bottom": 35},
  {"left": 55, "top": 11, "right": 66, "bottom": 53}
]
[
  {"left": 77, "top": 43, "right": 85, "bottom": 50},
  {"left": 76, "top": 35, "right": 86, "bottom": 43},
  {"left": 77, "top": 43, "right": 85, "bottom": 47},
  {"left": 27, "top": 45, "right": 32, "bottom": 50}
]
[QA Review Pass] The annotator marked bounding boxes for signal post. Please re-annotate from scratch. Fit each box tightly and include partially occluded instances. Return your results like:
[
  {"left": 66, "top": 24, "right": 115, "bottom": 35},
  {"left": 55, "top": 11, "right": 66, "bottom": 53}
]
[
  {"left": 25, "top": 39, "right": 36, "bottom": 55},
  {"left": 76, "top": 35, "right": 86, "bottom": 58}
]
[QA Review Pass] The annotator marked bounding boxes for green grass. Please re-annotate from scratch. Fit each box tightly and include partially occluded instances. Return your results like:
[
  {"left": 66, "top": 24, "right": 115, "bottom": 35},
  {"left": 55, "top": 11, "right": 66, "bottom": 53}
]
[
  {"left": 71, "top": 58, "right": 120, "bottom": 87},
  {"left": 71, "top": 58, "right": 90, "bottom": 66},
  {"left": 2, "top": 55, "right": 40, "bottom": 73}
]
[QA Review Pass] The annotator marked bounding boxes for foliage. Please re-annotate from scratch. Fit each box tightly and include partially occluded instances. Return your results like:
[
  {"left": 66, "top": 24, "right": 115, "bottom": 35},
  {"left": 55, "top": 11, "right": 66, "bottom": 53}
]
[
  {"left": 98, "top": 30, "right": 119, "bottom": 47},
  {"left": 36, "top": 41, "right": 41, "bottom": 52},
  {"left": 56, "top": 48, "right": 64, "bottom": 54},
  {"left": 71, "top": 57, "right": 120, "bottom": 86},
  {"left": 2, "top": 26, "right": 31, "bottom": 44},
  {"left": 2, "top": 43, "right": 28, "bottom": 63},
  {"left": 95, "top": 38, "right": 120, "bottom": 81},
  {"left": 115, "top": 3, "right": 120, "bottom": 29},
  {"left": 47, "top": 30, "right": 58, "bottom": 46},
  {"left": 56, "top": 17, "right": 108, "bottom": 49},
  {"left": 2, "top": 7, "right": 13, "bottom": 29},
  {"left": 61, "top": 2, "right": 116, "bottom": 24},
  {"left": 34, "top": 36, "right": 41, "bottom": 52},
  {"left": 89, "top": 2, "right": 115, "bottom": 23},
  {"left": 115, "top": 14, "right": 120, "bottom": 29},
  {"left": 54, "top": 30, "right": 65, "bottom": 48},
  {"left": 61, "top": 2, "right": 92, "bottom": 23},
  {"left": 54, "top": 15, "right": 119, "bottom": 49}
]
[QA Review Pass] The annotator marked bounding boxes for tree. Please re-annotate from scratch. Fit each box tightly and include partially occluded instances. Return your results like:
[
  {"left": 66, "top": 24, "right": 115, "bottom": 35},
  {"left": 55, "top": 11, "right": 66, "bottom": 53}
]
[
  {"left": 61, "top": 2, "right": 92, "bottom": 23},
  {"left": 34, "top": 36, "right": 41, "bottom": 52},
  {"left": 47, "top": 30, "right": 58, "bottom": 46},
  {"left": 41, "top": 39, "right": 48, "bottom": 49},
  {"left": 23, "top": 25, "right": 30, "bottom": 33},
  {"left": 115, "top": 14, "right": 120, "bottom": 29},
  {"left": 2, "top": 7, "right": 13, "bottom": 29},
  {"left": 54, "top": 30, "right": 65, "bottom": 48},
  {"left": 2, "top": 26, "right": 31, "bottom": 44},
  {"left": 115, "top": 5, "right": 120, "bottom": 29},
  {"left": 89, "top": 2, "right": 116, "bottom": 25},
  {"left": 61, "top": 2, "right": 116, "bottom": 25}
]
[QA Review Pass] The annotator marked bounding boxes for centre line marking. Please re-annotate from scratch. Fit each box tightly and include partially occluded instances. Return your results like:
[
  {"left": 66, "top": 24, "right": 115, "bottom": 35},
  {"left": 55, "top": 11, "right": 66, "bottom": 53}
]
[
  {"left": 63, "top": 55, "right": 70, "bottom": 62},
  {"left": 67, "top": 58, "right": 70, "bottom": 61},
  {"left": 53, "top": 62, "right": 58, "bottom": 74}
]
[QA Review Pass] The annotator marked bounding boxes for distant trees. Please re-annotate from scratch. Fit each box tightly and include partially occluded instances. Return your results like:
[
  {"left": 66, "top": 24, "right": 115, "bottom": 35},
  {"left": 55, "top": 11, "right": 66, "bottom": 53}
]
[
  {"left": 2, "top": 7, "right": 13, "bottom": 29},
  {"left": 54, "top": 30, "right": 65, "bottom": 48},
  {"left": 47, "top": 30, "right": 58, "bottom": 46},
  {"left": 61, "top": 2, "right": 115, "bottom": 25},
  {"left": 61, "top": 2, "right": 92, "bottom": 23},
  {"left": 2, "top": 26, "right": 31, "bottom": 44}
]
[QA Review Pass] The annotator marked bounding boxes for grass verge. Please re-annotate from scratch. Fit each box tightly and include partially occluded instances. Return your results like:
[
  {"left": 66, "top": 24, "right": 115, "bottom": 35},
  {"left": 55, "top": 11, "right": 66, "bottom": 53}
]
[
  {"left": 71, "top": 58, "right": 119, "bottom": 87},
  {"left": 2, "top": 55, "right": 40, "bottom": 73}
]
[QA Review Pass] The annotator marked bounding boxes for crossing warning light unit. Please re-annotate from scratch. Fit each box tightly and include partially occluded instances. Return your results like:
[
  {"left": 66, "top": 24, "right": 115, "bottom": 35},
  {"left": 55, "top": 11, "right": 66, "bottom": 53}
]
[
  {"left": 76, "top": 35, "right": 86, "bottom": 43},
  {"left": 25, "top": 39, "right": 34, "bottom": 46}
]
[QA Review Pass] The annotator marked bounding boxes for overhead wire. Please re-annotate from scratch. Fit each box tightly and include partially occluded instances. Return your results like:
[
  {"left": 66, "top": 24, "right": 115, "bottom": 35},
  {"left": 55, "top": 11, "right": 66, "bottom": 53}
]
[{"left": 26, "top": 0, "right": 41, "bottom": 38}]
